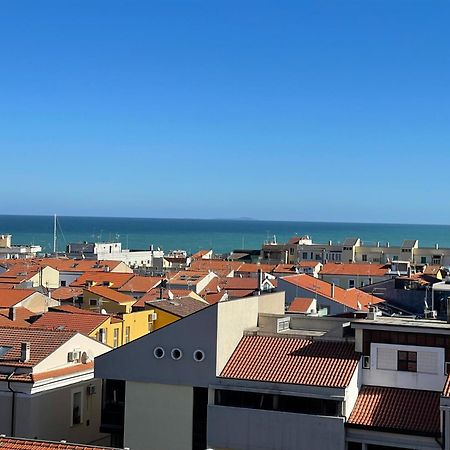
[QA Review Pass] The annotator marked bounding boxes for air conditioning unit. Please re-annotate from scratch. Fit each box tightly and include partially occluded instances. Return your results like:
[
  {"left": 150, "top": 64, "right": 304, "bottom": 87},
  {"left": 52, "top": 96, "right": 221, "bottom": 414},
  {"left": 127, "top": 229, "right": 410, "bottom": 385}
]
[
  {"left": 67, "top": 352, "right": 75, "bottom": 362},
  {"left": 86, "top": 385, "right": 96, "bottom": 396},
  {"left": 68, "top": 350, "right": 81, "bottom": 363},
  {"left": 151, "top": 313, "right": 158, "bottom": 321},
  {"left": 363, "top": 355, "right": 370, "bottom": 369}
]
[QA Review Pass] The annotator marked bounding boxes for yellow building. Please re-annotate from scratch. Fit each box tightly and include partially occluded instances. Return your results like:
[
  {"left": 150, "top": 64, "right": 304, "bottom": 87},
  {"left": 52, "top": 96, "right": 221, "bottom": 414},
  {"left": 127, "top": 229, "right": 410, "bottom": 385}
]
[{"left": 82, "top": 286, "right": 136, "bottom": 314}]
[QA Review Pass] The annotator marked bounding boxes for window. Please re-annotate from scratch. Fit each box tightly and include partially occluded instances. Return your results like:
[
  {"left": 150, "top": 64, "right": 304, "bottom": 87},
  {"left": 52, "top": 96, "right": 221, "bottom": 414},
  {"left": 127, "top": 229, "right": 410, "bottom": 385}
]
[
  {"left": 89, "top": 299, "right": 97, "bottom": 307},
  {"left": 125, "top": 326, "right": 130, "bottom": 343},
  {"left": 398, "top": 351, "right": 417, "bottom": 372},
  {"left": 302, "top": 252, "right": 308, "bottom": 259},
  {"left": 362, "top": 254, "right": 367, "bottom": 262},
  {"left": 392, "top": 255, "right": 398, "bottom": 261},
  {"left": 113, "top": 329, "right": 119, "bottom": 348},
  {"left": 421, "top": 256, "right": 427, "bottom": 264},
  {"left": 315, "top": 254, "right": 321, "bottom": 260},
  {"left": 98, "top": 328, "right": 107, "bottom": 344},
  {"left": 289, "top": 248, "right": 294, "bottom": 255},
  {"left": 71, "top": 390, "right": 83, "bottom": 425},
  {"left": 60, "top": 280, "right": 67, "bottom": 287},
  {"left": 349, "top": 279, "right": 355, "bottom": 288},
  {"left": 154, "top": 347, "right": 165, "bottom": 359}
]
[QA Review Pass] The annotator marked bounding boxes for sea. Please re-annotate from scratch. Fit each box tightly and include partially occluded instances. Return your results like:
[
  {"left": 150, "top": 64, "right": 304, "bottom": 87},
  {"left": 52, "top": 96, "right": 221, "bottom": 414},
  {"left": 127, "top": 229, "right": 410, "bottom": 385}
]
[{"left": 1, "top": 215, "right": 450, "bottom": 255}]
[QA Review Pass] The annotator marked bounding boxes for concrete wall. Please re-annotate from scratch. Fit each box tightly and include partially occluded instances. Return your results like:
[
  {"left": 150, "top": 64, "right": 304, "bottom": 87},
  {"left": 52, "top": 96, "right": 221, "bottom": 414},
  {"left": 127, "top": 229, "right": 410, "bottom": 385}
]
[
  {"left": 207, "top": 405, "right": 345, "bottom": 450},
  {"left": 216, "top": 297, "right": 259, "bottom": 375},
  {"left": 363, "top": 342, "right": 446, "bottom": 391},
  {"left": 0, "top": 378, "right": 108, "bottom": 445},
  {"left": 124, "top": 381, "right": 193, "bottom": 450},
  {"left": 18, "top": 291, "right": 58, "bottom": 314}
]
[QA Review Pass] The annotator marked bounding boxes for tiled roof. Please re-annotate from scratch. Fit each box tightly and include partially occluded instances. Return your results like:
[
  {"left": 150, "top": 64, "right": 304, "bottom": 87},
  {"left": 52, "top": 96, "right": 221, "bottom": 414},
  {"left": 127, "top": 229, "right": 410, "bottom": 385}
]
[
  {"left": 31, "top": 311, "right": 109, "bottom": 335},
  {"left": 273, "top": 264, "right": 297, "bottom": 274},
  {"left": 33, "top": 258, "right": 127, "bottom": 273},
  {"left": 0, "top": 289, "right": 36, "bottom": 308},
  {"left": 191, "top": 249, "right": 211, "bottom": 260},
  {"left": 189, "top": 259, "right": 242, "bottom": 276},
  {"left": 168, "top": 271, "right": 212, "bottom": 285},
  {"left": 321, "top": 263, "right": 389, "bottom": 277},
  {"left": 236, "top": 263, "right": 277, "bottom": 273},
  {"left": 33, "top": 361, "right": 94, "bottom": 382},
  {"left": 118, "top": 275, "right": 163, "bottom": 293},
  {"left": 219, "top": 277, "right": 276, "bottom": 291},
  {"left": 281, "top": 274, "right": 383, "bottom": 311},
  {"left": 0, "top": 327, "right": 77, "bottom": 368},
  {"left": 49, "top": 305, "right": 102, "bottom": 314},
  {"left": 348, "top": 386, "right": 440, "bottom": 436},
  {"left": 298, "top": 261, "right": 322, "bottom": 268},
  {"left": 226, "top": 289, "right": 255, "bottom": 299},
  {"left": 0, "top": 307, "right": 35, "bottom": 327},
  {"left": 134, "top": 287, "right": 199, "bottom": 308},
  {"left": 288, "top": 297, "right": 314, "bottom": 313},
  {"left": 220, "top": 335, "right": 359, "bottom": 388},
  {"left": 50, "top": 287, "right": 83, "bottom": 300},
  {"left": 146, "top": 297, "right": 208, "bottom": 318},
  {"left": 70, "top": 272, "right": 134, "bottom": 288},
  {"left": 85, "top": 286, "right": 136, "bottom": 304},
  {"left": 0, "top": 436, "right": 117, "bottom": 449}
]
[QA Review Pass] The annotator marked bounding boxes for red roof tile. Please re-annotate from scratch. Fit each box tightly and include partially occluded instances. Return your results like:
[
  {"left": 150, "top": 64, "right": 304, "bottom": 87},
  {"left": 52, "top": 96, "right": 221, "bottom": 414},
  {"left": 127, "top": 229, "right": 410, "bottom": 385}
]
[
  {"left": 118, "top": 275, "right": 163, "bottom": 293},
  {"left": 236, "top": 263, "right": 276, "bottom": 274},
  {"left": 288, "top": 297, "right": 314, "bottom": 313},
  {"left": 0, "top": 436, "right": 116, "bottom": 449},
  {"left": 282, "top": 274, "right": 383, "bottom": 311},
  {"left": 0, "top": 289, "right": 37, "bottom": 308},
  {"left": 0, "top": 307, "right": 35, "bottom": 327},
  {"left": 321, "top": 263, "right": 389, "bottom": 277},
  {"left": 220, "top": 335, "right": 359, "bottom": 388},
  {"left": 348, "top": 385, "right": 440, "bottom": 436},
  {"left": 50, "top": 287, "right": 83, "bottom": 301},
  {"left": 70, "top": 272, "right": 134, "bottom": 288},
  {"left": 85, "top": 286, "right": 136, "bottom": 304},
  {"left": 31, "top": 311, "right": 109, "bottom": 335}
]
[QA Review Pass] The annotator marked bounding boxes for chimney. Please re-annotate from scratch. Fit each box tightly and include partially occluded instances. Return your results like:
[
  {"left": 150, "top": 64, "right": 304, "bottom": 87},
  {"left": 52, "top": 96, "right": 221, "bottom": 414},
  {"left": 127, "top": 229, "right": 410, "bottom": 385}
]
[
  {"left": 257, "top": 269, "right": 263, "bottom": 294},
  {"left": 20, "top": 342, "right": 30, "bottom": 363},
  {"left": 8, "top": 308, "right": 16, "bottom": 321},
  {"left": 367, "top": 305, "right": 378, "bottom": 321},
  {"left": 331, "top": 283, "right": 335, "bottom": 298}
]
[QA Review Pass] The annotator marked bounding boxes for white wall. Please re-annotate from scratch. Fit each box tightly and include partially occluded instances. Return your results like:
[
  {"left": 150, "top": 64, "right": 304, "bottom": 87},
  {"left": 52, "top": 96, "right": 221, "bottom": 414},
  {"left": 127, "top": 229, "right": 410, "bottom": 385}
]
[{"left": 363, "top": 342, "right": 446, "bottom": 391}]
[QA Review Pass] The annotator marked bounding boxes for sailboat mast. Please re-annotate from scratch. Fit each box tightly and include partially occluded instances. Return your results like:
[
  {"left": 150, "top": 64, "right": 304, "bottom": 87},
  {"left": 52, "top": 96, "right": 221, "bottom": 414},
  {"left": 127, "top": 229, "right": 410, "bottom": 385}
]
[{"left": 53, "top": 214, "right": 57, "bottom": 255}]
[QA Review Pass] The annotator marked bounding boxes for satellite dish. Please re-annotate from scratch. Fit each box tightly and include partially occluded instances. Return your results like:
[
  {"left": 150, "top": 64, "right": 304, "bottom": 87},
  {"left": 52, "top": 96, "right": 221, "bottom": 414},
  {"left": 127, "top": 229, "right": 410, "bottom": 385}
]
[
  {"left": 101, "top": 308, "right": 107, "bottom": 315},
  {"left": 81, "top": 351, "right": 88, "bottom": 364}
]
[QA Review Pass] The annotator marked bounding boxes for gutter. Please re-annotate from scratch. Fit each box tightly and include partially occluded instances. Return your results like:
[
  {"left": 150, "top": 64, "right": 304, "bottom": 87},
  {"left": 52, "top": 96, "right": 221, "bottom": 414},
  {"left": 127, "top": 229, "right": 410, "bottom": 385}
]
[{"left": 6, "top": 370, "right": 16, "bottom": 437}]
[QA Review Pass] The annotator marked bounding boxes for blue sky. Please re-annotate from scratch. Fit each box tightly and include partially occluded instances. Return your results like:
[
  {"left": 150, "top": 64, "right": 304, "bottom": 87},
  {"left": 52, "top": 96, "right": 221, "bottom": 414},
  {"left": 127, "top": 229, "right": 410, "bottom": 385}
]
[{"left": 1, "top": 1, "right": 449, "bottom": 223}]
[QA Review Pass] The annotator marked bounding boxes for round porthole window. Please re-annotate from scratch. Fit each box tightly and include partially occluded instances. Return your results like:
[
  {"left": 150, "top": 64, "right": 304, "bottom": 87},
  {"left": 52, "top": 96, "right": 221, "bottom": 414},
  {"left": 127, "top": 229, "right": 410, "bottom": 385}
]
[
  {"left": 171, "top": 348, "right": 183, "bottom": 360},
  {"left": 153, "top": 347, "right": 165, "bottom": 359},
  {"left": 193, "top": 349, "right": 205, "bottom": 362}
]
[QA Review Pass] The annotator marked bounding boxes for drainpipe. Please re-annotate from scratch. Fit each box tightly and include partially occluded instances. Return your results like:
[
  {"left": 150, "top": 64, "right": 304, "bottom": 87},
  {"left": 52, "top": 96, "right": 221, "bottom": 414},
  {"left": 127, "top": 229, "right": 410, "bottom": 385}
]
[{"left": 7, "top": 370, "right": 16, "bottom": 437}]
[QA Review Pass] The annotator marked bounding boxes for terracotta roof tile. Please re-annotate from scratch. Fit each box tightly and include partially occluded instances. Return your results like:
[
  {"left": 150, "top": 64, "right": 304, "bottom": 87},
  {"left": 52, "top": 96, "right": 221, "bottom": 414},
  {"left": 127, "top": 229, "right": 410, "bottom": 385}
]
[
  {"left": 50, "top": 287, "right": 83, "bottom": 301},
  {"left": 189, "top": 259, "right": 242, "bottom": 276},
  {"left": 33, "top": 258, "right": 126, "bottom": 273},
  {"left": 288, "top": 297, "right": 314, "bottom": 313},
  {"left": 70, "top": 272, "right": 134, "bottom": 288},
  {"left": 235, "top": 263, "right": 276, "bottom": 273},
  {"left": 0, "top": 327, "right": 77, "bottom": 368},
  {"left": 348, "top": 385, "right": 440, "bottom": 436},
  {"left": 0, "top": 307, "right": 35, "bottom": 327},
  {"left": 0, "top": 289, "right": 37, "bottom": 308},
  {"left": 31, "top": 311, "right": 109, "bottom": 335},
  {"left": 133, "top": 287, "right": 197, "bottom": 308},
  {"left": 0, "top": 436, "right": 117, "bottom": 449},
  {"left": 282, "top": 274, "right": 383, "bottom": 311},
  {"left": 321, "top": 263, "right": 389, "bottom": 277},
  {"left": 118, "top": 275, "right": 163, "bottom": 293},
  {"left": 220, "top": 335, "right": 359, "bottom": 388},
  {"left": 85, "top": 286, "right": 136, "bottom": 304}
]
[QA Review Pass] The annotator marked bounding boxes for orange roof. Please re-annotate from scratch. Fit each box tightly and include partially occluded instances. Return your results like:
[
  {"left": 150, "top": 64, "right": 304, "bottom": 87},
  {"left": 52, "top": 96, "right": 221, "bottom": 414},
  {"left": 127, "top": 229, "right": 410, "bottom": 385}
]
[
  {"left": 0, "top": 327, "right": 77, "bottom": 368},
  {"left": 191, "top": 249, "right": 211, "bottom": 260},
  {"left": 32, "top": 258, "right": 126, "bottom": 273},
  {"left": 0, "top": 436, "right": 115, "bottom": 449},
  {"left": 219, "top": 277, "right": 276, "bottom": 291},
  {"left": 226, "top": 289, "right": 255, "bottom": 299},
  {"left": 33, "top": 361, "right": 94, "bottom": 381},
  {"left": 288, "top": 297, "right": 314, "bottom": 313},
  {"left": 236, "top": 263, "right": 276, "bottom": 273},
  {"left": 0, "top": 307, "right": 35, "bottom": 327},
  {"left": 321, "top": 263, "right": 389, "bottom": 277},
  {"left": 348, "top": 386, "right": 440, "bottom": 436},
  {"left": 220, "top": 335, "right": 359, "bottom": 388},
  {"left": 31, "top": 311, "right": 109, "bottom": 335},
  {"left": 169, "top": 271, "right": 212, "bottom": 285},
  {"left": 50, "top": 287, "right": 83, "bottom": 300},
  {"left": 0, "top": 264, "right": 40, "bottom": 284},
  {"left": 50, "top": 304, "right": 104, "bottom": 315},
  {"left": 134, "top": 287, "right": 197, "bottom": 308},
  {"left": 70, "top": 272, "right": 134, "bottom": 288},
  {"left": 118, "top": 275, "right": 163, "bottom": 293},
  {"left": 273, "top": 264, "right": 297, "bottom": 274},
  {"left": 281, "top": 274, "right": 383, "bottom": 311},
  {"left": 0, "top": 288, "right": 37, "bottom": 308},
  {"left": 85, "top": 286, "right": 136, "bottom": 304},
  {"left": 298, "top": 261, "right": 322, "bottom": 268},
  {"left": 189, "top": 259, "right": 241, "bottom": 276}
]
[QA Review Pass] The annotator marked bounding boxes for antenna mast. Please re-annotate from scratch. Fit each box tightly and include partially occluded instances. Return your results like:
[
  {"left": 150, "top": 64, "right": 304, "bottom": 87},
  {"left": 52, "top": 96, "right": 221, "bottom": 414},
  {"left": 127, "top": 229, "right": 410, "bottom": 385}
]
[{"left": 53, "top": 214, "right": 57, "bottom": 255}]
